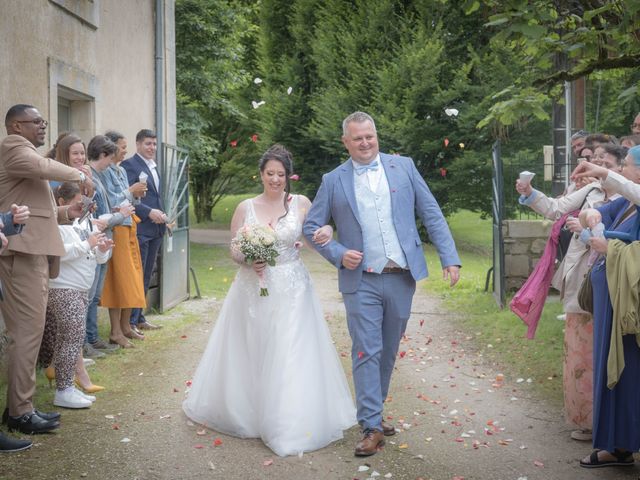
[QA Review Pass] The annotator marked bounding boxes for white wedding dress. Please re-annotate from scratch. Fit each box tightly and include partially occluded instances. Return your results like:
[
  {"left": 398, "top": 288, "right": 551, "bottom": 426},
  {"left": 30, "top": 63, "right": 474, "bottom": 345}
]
[{"left": 183, "top": 196, "right": 356, "bottom": 456}]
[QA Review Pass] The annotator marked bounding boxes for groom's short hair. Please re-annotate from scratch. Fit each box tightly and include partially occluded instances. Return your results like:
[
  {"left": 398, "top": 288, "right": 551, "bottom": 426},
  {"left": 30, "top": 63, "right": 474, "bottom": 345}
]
[{"left": 342, "top": 111, "right": 376, "bottom": 136}]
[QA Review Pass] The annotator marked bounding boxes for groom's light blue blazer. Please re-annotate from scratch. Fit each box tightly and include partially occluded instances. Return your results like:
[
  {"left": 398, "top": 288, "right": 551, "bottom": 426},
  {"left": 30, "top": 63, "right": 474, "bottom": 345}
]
[{"left": 303, "top": 152, "right": 460, "bottom": 293}]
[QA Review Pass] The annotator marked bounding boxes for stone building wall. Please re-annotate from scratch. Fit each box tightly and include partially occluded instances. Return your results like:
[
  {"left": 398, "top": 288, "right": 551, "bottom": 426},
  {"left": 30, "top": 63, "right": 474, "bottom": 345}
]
[{"left": 503, "top": 219, "right": 553, "bottom": 291}]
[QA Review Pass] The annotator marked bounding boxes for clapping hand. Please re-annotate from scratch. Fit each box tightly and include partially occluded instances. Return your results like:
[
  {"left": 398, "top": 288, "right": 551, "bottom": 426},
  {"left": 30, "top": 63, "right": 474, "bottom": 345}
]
[
  {"left": 88, "top": 232, "right": 106, "bottom": 249},
  {"left": 97, "top": 237, "right": 114, "bottom": 253}
]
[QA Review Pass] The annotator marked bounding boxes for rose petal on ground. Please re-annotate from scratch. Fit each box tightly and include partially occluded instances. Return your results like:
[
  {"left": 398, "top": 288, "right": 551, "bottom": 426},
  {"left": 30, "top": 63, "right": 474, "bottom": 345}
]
[
  {"left": 196, "top": 429, "right": 207, "bottom": 436},
  {"left": 194, "top": 444, "right": 204, "bottom": 449},
  {"left": 398, "top": 443, "right": 409, "bottom": 449},
  {"left": 121, "top": 438, "right": 131, "bottom": 443},
  {"left": 263, "top": 459, "right": 274, "bottom": 466},
  {"left": 358, "top": 351, "right": 365, "bottom": 359},
  {"left": 358, "top": 465, "right": 370, "bottom": 472},
  {"left": 105, "top": 415, "right": 115, "bottom": 420},
  {"left": 213, "top": 438, "right": 223, "bottom": 446},
  {"left": 533, "top": 460, "right": 544, "bottom": 467}
]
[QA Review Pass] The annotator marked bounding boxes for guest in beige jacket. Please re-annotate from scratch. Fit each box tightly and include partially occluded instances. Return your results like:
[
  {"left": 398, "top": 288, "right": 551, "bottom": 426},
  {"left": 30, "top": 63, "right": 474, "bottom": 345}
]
[{"left": 0, "top": 104, "right": 92, "bottom": 435}]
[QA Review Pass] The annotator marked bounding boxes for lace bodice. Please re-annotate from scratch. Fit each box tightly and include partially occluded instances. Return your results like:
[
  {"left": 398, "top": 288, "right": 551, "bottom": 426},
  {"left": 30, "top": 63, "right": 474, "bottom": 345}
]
[{"left": 245, "top": 196, "right": 302, "bottom": 265}]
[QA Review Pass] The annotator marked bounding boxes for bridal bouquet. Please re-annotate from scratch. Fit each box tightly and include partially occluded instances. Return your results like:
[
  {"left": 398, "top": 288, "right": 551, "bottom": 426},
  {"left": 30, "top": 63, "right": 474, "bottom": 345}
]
[{"left": 231, "top": 224, "right": 279, "bottom": 296}]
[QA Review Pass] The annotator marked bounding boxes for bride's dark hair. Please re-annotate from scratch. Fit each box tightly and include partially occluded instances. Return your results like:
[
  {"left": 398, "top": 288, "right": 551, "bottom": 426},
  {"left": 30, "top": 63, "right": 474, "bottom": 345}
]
[{"left": 259, "top": 144, "right": 293, "bottom": 220}]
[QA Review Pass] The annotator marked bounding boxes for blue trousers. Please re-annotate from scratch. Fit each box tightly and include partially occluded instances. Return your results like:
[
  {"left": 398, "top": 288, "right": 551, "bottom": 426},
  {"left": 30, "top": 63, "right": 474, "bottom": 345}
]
[
  {"left": 85, "top": 262, "right": 108, "bottom": 344},
  {"left": 130, "top": 234, "right": 163, "bottom": 326},
  {"left": 342, "top": 271, "right": 416, "bottom": 431}
]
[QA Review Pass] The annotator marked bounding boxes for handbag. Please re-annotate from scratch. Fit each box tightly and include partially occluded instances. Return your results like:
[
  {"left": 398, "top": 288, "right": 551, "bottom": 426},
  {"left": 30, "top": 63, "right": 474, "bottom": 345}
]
[{"left": 577, "top": 266, "right": 594, "bottom": 314}]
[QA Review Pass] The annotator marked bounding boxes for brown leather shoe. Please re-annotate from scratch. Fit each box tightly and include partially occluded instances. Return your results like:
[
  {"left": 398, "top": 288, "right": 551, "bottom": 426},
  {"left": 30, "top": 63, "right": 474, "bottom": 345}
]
[
  {"left": 381, "top": 420, "right": 396, "bottom": 436},
  {"left": 355, "top": 429, "right": 385, "bottom": 456},
  {"left": 138, "top": 321, "right": 162, "bottom": 330}
]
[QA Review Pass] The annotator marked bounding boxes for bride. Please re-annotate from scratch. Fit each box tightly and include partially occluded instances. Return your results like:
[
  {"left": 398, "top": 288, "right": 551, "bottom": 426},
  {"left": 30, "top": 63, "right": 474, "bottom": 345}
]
[{"left": 183, "top": 144, "right": 356, "bottom": 456}]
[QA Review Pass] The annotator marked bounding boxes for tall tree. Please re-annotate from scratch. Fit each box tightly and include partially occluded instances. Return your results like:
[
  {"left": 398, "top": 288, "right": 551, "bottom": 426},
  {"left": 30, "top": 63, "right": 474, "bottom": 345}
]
[
  {"left": 175, "top": 0, "right": 258, "bottom": 222},
  {"left": 469, "top": 0, "right": 640, "bottom": 129}
]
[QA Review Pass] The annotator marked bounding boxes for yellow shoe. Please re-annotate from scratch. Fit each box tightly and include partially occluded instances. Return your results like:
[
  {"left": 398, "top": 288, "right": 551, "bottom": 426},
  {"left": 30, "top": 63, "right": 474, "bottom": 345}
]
[
  {"left": 74, "top": 378, "right": 105, "bottom": 394},
  {"left": 44, "top": 366, "right": 55, "bottom": 388}
]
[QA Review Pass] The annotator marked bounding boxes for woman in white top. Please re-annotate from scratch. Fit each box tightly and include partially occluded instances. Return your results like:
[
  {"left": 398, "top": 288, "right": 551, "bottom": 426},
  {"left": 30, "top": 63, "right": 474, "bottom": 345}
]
[{"left": 48, "top": 182, "right": 113, "bottom": 409}]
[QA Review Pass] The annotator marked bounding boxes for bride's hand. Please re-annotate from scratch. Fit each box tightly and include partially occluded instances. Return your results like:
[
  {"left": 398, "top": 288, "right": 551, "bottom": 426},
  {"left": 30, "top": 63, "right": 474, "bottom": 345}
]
[
  {"left": 252, "top": 260, "right": 267, "bottom": 275},
  {"left": 312, "top": 225, "right": 333, "bottom": 246}
]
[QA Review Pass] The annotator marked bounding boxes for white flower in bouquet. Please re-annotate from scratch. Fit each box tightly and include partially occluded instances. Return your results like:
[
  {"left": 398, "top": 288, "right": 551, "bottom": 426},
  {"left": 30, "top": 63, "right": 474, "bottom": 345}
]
[{"left": 231, "top": 224, "right": 279, "bottom": 296}]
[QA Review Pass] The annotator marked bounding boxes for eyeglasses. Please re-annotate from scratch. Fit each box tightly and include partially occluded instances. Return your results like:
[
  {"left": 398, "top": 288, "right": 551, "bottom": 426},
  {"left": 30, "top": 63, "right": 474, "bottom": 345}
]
[{"left": 15, "top": 119, "right": 48, "bottom": 127}]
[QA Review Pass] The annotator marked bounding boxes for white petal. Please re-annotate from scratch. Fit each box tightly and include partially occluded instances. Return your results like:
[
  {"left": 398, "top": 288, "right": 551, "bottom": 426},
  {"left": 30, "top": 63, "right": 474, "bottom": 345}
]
[
  {"left": 254, "top": 77, "right": 262, "bottom": 84},
  {"left": 287, "top": 86, "right": 293, "bottom": 95},
  {"left": 445, "top": 108, "right": 459, "bottom": 117}
]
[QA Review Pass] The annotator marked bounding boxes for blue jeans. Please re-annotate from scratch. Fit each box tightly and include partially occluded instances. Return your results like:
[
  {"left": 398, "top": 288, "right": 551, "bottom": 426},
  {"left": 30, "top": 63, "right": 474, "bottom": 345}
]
[
  {"left": 130, "top": 234, "right": 163, "bottom": 326},
  {"left": 85, "top": 262, "right": 108, "bottom": 344}
]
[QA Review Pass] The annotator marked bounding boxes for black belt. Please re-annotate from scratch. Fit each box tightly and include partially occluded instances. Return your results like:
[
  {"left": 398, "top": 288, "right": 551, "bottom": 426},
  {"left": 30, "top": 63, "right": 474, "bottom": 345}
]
[{"left": 380, "top": 266, "right": 409, "bottom": 274}]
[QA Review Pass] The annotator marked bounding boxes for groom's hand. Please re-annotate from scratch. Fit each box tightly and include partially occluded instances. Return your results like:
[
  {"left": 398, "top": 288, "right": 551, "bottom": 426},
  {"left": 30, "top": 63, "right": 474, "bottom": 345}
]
[
  {"left": 342, "top": 250, "right": 363, "bottom": 270},
  {"left": 443, "top": 265, "right": 460, "bottom": 287}
]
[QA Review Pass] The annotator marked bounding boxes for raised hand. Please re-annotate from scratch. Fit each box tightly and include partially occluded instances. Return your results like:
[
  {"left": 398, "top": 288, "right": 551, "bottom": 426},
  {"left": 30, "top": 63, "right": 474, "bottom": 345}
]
[
  {"left": 515, "top": 179, "right": 533, "bottom": 197},
  {"left": 571, "top": 160, "right": 608, "bottom": 182}
]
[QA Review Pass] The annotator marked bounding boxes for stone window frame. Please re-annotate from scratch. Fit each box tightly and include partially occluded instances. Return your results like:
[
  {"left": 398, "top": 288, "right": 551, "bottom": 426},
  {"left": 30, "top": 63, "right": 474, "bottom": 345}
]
[
  {"left": 49, "top": 0, "right": 100, "bottom": 29},
  {"left": 47, "top": 57, "right": 98, "bottom": 143}
]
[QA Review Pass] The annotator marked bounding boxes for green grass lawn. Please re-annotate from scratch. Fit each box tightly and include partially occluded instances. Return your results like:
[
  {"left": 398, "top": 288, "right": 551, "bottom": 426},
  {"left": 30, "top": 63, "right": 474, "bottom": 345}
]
[{"left": 189, "top": 194, "right": 253, "bottom": 230}]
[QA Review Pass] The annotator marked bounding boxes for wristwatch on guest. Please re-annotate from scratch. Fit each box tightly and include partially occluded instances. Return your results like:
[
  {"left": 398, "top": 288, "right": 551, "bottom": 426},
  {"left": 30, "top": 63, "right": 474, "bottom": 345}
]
[{"left": 78, "top": 171, "right": 86, "bottom": 183}]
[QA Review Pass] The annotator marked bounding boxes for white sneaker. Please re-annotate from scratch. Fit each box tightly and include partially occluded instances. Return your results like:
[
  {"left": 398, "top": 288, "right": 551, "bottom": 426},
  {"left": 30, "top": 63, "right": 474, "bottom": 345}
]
[
  {"left": 54, "top": 388, "right": 92, "bottom": 409},
  {"left": 73, "top": 388, "right": 96, "bottom": 402},
  {"left": 83, "top": 358, "right": 96, "bottom": 368}
]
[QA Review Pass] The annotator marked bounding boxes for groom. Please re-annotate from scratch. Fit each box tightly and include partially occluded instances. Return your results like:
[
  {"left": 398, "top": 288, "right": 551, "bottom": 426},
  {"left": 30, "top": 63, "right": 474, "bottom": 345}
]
[{"left": 303, "top": 111, "right": 460, "bottom": 456}]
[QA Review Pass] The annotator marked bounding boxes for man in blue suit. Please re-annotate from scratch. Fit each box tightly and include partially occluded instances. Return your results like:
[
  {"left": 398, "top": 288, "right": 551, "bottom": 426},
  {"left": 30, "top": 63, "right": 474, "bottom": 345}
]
[
  {"left": 303, "top": 112, "right": 460, "bottom": 456},
  {"left": 121, "top": 129, "right": 167, "bottom": 331}
]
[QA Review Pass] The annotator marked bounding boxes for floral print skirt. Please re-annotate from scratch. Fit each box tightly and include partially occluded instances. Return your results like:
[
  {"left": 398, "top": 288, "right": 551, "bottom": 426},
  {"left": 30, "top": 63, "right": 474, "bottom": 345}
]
[{"left": 563, "top": 312, "right": 593, "bottom": 429}]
